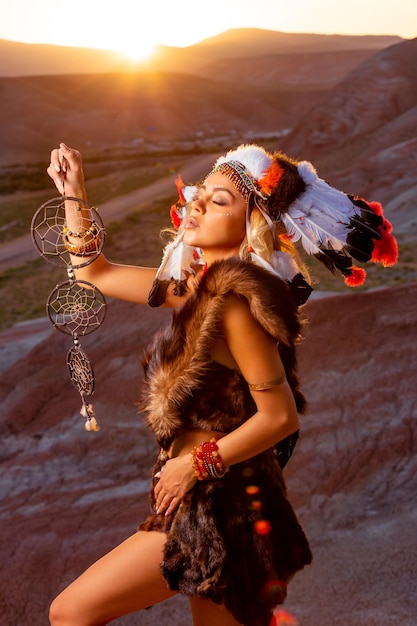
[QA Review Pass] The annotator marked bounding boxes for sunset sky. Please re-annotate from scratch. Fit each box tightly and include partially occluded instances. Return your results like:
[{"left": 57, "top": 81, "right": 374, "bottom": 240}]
[{"left": 1, "top": 0, "right": 416, "bottom": 59}]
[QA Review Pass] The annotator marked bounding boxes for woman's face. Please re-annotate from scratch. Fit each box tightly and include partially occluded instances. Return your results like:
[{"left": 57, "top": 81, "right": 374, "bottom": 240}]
[{"left": 183, "top": 171, "right": 247, "bottom": 261}]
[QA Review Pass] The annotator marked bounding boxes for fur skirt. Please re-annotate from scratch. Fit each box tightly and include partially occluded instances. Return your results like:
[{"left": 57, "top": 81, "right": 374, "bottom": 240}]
[{"left": 139, "top": 449, "right": 312, "bottom": 626}]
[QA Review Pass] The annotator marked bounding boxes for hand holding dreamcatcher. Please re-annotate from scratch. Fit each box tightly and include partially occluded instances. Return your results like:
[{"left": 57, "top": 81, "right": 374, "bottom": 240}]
[{"left": 31, "top": 180, "right": 106, "bottom": 432}]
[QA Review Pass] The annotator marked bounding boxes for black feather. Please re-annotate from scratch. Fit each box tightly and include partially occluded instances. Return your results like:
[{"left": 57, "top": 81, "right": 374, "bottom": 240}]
[{"left": 314, "top": 249, "right": 353, "bottom": 276}]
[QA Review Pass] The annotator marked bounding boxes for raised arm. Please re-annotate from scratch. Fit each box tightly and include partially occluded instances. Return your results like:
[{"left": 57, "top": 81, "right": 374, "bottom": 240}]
[{"left": 47, "top": 143, "right": 159, "bottom": 305}]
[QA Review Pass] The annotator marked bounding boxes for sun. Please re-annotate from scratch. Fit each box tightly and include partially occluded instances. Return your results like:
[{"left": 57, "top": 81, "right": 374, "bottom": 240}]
[
  {"left": 52, "top": 1, "right": 161, "bottom": 62},
  {"left": 20, "top": 1, "right": 234, "bottom": 63},
  {"left": 116, "top": 40, "right": 156, "bottom": 62}
]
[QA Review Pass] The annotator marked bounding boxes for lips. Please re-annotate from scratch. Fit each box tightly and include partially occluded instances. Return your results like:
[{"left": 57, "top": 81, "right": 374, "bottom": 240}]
[{"left": 185, "top": 217, "right": 199, "bottom": 229}]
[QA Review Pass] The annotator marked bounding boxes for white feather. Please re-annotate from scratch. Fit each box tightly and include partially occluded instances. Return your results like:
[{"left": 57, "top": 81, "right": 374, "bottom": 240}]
[
  {"left": 270, "top": 251, "right": 300, "bottom": 280},
  {"left": 183, "top": 185, "right": 197, "bottom": 203},
  {"left": 301, "top": 214, "right": 348, "bottom": 251},
  {"left": 280, "top": 213, "right": 322, "bottom": 256},
  {"left": 155, "top": 233, "right": 195, "bottom": 282},
  {"left": 296, "top": 164, "right": 357, "bottom": 222},
  {"left": 284, "top": 164, "right": 361, "bottom": 254},
  {"left": 214, "top": 144, "right": 272, "bottom": 180},
  {"left": 249, "top": 250, "right": 300, "bottom": 282},
  {"left": 297, "top": 160, "right": 318, "bottom": 184}
]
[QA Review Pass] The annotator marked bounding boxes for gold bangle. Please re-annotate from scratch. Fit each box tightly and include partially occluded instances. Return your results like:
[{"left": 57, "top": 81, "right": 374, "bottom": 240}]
[{"left": 248, "top": 374, "right": 286, "bottom": 391}]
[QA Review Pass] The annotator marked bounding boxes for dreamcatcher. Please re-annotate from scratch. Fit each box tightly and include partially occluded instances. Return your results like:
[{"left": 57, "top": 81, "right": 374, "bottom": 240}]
[{"left": 31, "top": 184, "right": 106, "bottom": 432}]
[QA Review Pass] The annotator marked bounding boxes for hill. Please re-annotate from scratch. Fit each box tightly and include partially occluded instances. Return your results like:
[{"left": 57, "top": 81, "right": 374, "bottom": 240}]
[
  {"left": 0, "top": 36, "right": 416, "bottom": 326},
  {"left": 280, "top": 37, "right": 417, "bottom": 246},
  {"left": 0, "top": 29, "right": 402, "bottom": 77},
  {"left": 0, "top": 70, "right": 327, "bottom": 165},
  {"left": 0, "top": 30, "right": 405, "bottom": 168},
  {"left": 0, "top": 283, "right": 415, "bottom": 625}
]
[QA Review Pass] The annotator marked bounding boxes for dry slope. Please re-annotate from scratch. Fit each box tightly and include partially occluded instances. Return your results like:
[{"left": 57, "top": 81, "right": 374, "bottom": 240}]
[{"left": 0, "top": 281, "right": 415, "bottom": 625}]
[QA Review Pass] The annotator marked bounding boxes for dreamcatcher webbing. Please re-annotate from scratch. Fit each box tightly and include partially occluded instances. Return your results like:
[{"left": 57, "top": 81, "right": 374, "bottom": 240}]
[{"left": 31, "top": 176, "right": 106, "bottom": 431}]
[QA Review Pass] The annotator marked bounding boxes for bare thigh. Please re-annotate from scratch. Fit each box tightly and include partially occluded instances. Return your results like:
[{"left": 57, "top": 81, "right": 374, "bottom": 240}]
[
  {"left": 189, "top": 597, "right": 243, "bottom": 626},
  {"left": 49, "top": 530, "right": 176, "bottom": 626}
]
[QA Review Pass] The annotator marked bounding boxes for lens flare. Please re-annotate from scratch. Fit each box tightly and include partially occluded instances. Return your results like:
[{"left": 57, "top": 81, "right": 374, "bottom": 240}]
[
  {"left": 270, "top": 608, "right": 299, "bottom": 625},
  {"left": 254, "top": 519, "right": 271, "bottom": 535}
]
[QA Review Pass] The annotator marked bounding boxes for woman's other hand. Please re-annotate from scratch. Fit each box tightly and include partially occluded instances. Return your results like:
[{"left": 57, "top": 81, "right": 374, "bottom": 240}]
[
  {"left": 47, "top": 143, "right": 86, "bottom": 198},
  {"left": 154, "top": 454, "right": 197, "bottom": 516}
]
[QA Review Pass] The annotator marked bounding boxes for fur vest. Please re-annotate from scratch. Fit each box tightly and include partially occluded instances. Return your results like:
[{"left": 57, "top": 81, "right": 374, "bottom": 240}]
[
  {"left": 141, "top": 257, "right": 306, "bottom": 450},
  {"left": 139, "top": 258, "right": 312, "bottom": 626}
]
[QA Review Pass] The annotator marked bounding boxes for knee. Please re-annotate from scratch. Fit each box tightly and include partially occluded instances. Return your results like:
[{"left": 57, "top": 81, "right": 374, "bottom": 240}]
[
  {"left": 49, "top": 592, "right": 72, "bottom": 626},
  {"left": 49, "top": 590, "right": 99, "bottom": 626}
]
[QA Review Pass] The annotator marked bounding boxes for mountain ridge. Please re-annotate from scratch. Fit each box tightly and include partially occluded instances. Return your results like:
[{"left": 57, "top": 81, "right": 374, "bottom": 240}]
[
  {"left": 280, "top": 37, "right": 417, "bottom": 245},
  {"left": 0, "top": 28, "right": 402, "bottom": 77}
]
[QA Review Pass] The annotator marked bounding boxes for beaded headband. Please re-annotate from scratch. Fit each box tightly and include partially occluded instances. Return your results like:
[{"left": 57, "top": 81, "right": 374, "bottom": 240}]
[{"left": 211, "top": 160, "right": 260, "bottom": 201}]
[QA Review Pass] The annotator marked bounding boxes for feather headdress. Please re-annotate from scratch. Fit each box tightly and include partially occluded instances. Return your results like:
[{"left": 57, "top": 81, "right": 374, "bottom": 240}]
[
  {"left": 211, "top": 145, "right": 398, "bottom": 288},
  {"left": 148, "top": 144, "right": 398, "bottom": 307}
]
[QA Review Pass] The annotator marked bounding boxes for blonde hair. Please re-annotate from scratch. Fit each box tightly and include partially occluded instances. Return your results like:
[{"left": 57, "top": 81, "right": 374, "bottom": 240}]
[{"left": 239, "top": 204, "right": 311, "bottom": 284}]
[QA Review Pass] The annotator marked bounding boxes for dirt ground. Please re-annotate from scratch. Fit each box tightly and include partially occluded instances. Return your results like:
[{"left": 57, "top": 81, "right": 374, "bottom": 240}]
[{"left": 1, "top": 282, "right": 416, "bottom": 625}]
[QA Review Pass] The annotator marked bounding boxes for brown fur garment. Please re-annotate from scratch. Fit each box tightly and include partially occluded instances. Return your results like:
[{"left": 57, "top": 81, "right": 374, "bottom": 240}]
[
  {"left": 139, "top": 257, "right": 312, "bottom": 625},
  {"left": 140, "top": 451, "right": 312, "bottom": 626},
  {"left": 141, "top": 257, "right": 306, "bottom": 450}
]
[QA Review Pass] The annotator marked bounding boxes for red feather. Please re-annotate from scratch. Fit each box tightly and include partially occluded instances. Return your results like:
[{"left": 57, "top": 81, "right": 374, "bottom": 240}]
[
  {"left": 175, "top": 175, "right": 186, "bottom": 204},
  {"left": 170, "top": 204, "right": 182, "bottom": 230},
  {"left": 372, "top": 229, "right": 398, "bottom": 266},
  {"left": 344, "top": 266, "right": 366, "bottom": 286},
  {"left": 366, "top": 201, "right": 398, "bottom": 266},
  {"left": 367, "top": 200, "right": 384, "bottom": 217},
  {"left": 169, "top": 176, "right": 188, "bottom": 230},
  {"left": 259, "top": 161, "right": 284, "bottom": 195}
]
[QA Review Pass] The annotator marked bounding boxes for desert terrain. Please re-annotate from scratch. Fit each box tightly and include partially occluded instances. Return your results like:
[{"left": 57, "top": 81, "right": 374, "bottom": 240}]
[{"left": 0, "top": 30, "right": 416, "bottom": 625}]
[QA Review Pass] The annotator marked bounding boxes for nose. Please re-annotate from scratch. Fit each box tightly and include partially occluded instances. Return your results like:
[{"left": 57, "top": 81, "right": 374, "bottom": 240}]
[{"left": 191, "top": 196, "right": 206, "bottom": 214}]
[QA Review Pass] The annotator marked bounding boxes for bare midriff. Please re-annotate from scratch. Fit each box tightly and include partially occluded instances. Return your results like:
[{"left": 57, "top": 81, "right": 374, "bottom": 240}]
[{"left": 167, "top": 429, "right": 226, "bottom": 459}]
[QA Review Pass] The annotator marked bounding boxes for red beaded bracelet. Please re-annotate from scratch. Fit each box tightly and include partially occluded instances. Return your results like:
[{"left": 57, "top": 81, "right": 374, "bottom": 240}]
[{"left": 191, "top": 437, "right": 228, "bottom": 480}]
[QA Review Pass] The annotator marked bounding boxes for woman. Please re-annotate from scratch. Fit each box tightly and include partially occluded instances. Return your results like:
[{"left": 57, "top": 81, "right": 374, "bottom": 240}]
[{"left": 46, "top": 143, "right": 397, "bottom": 626}]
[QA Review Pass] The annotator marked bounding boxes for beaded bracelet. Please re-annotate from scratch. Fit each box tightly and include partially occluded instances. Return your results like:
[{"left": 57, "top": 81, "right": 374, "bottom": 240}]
[
  {"left": 63, "top": 222, "right": 98, "bottom": 239},
  {"left": 62, "top": 223, "right": 101, "bottom": 256},
  {"left": 191, "top": 437, "right": 228, "bottom": 480},
  {"left": 63, "top": 234, "right": 101, "bottom": 256}
]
